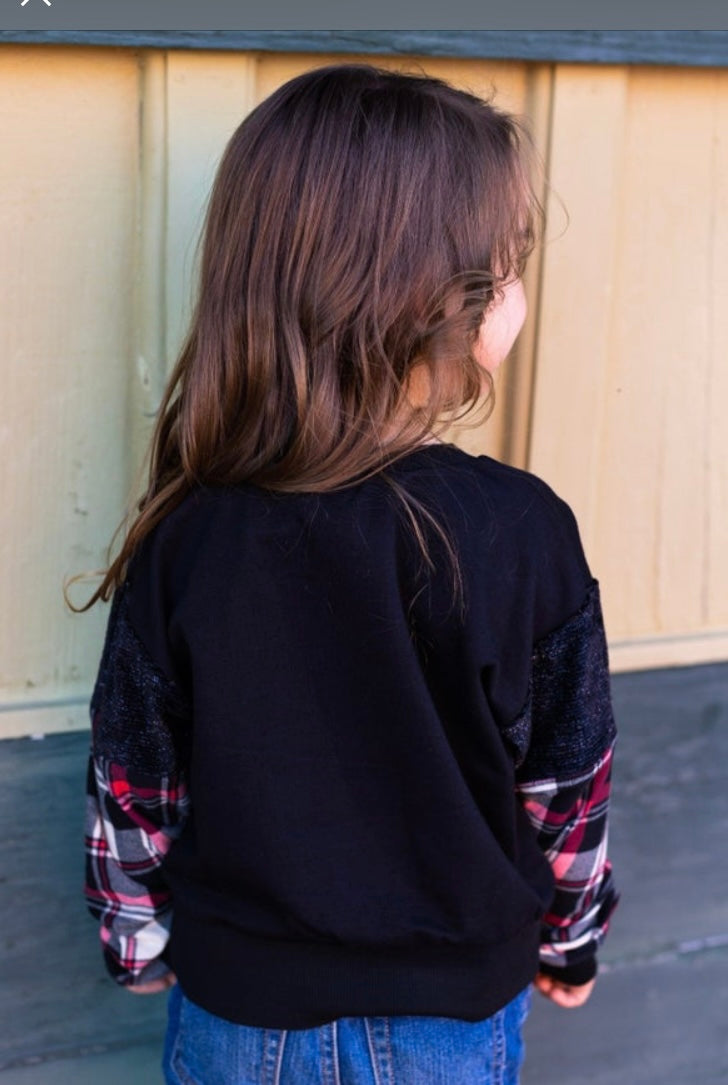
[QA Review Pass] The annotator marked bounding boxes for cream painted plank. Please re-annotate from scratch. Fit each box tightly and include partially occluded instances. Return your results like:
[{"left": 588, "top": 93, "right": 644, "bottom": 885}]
[
  {"left": 497, "top": 64, "right": 555, "bottom": 470},
  {"left": 705, "top": 71, "right": 728, "bottom": 630},
  {"left": 585, "top": 68, "right": 691, "bottom": 639},
  {"left": 0, "top": 47, "right": 139, "bottom": 735},
  {"left": 529, "top": 65, "right": 630, "bottom": 593},
  {"left": 610, "top": 630, "right": 728, "bottom": 673},
  {"left": 165, "top": 51, "right": 258, "bottom": 367},
  {"left": 595, "top": 68, "right": 727, "bottom": 642},
  {"left": 0, "top": 698, "right": 90, "bottom": 741},
  {"left": 610, "top": 70, "right": 712, "bottom": 636}
]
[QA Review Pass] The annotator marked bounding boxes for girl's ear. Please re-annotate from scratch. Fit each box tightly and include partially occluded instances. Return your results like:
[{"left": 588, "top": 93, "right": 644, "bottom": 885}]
[{"left": 473, "top": 278, "right": 527, "bottom": 375}]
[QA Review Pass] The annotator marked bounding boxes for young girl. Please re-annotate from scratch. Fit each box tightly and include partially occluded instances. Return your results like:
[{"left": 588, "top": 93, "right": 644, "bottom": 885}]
[{"left": 83, "top": 64, "right": 618, "bottom": 1084}]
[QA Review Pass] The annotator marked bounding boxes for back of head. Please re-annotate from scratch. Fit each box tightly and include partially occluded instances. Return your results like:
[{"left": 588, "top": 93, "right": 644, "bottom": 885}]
[{"left": 166, "top": 63, "right": 539, "bottom": 492}]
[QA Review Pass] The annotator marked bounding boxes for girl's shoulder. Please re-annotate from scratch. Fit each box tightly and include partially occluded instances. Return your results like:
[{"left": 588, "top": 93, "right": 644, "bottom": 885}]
[
  {"left": 391, "top": 443, "right": 592, "bottom": 622},
  {"left": 389, "top": 443, "right": 582, "bottom": 545}
]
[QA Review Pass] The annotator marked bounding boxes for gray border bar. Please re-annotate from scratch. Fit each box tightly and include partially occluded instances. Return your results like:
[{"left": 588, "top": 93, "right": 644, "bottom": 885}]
[
  {"left": 2, "top": 31, "right": 728, "bottom": 67},
  {"left": 3, "top": 0, "right": 728, "bottom": 32}
]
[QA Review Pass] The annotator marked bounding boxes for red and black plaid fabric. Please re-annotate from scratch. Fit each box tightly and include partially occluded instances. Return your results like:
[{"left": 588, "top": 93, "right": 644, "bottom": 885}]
[{"left": 518, "top": 743, "right": 617, "bottom": 979}]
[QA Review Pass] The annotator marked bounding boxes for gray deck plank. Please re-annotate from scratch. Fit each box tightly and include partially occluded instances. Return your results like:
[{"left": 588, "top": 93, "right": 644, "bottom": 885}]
[{"left": 0, "top": 1041, "right": 163, "bottom": 1084}]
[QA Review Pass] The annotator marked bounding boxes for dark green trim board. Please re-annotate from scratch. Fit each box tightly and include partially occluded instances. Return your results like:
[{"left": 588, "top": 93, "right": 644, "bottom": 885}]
[{"left": 2, "top": 31, "right": 728, "bottom": 67}]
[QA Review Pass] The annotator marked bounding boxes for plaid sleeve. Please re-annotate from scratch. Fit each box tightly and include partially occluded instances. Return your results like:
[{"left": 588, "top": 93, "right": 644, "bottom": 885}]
[
  {"left": 506, "top": 580, "right": 619, "bottom": 985},
  {"left": 85, "top": 758, "right": 190, "bottom": 984},
  {"left": 84, "top": 583, "right": 191, "bottom": 986},
  {"left": 517, "top": 743, "right": 618, "bottom": 984}
]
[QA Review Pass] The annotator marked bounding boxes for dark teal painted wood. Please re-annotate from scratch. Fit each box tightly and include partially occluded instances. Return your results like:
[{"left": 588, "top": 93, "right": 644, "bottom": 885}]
[
  {"left": 1, "top": 661, "right": 728, "bottom": 1079},
  {"left": 0, "top": 731, "right": 168, "bottom": 1073},
  {"left": 1, "top": 30, "right": 728, "bottom": 67}
]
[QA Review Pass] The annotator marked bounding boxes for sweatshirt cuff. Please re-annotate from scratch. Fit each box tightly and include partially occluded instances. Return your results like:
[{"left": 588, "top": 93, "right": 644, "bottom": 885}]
[{"left": 538, "top": 955, "right": 598, "bottom": 987}]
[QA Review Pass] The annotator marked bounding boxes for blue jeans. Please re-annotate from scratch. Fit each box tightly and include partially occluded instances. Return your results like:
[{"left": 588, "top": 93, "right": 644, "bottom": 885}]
[{"left": 162, "top": 984, "right": 531, "bottom": 1084}]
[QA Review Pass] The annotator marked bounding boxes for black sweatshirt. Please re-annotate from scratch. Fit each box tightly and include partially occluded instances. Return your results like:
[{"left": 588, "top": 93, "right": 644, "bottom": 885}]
[{"left": 85, "top": 442, "right": 618, "bottom": 1026}]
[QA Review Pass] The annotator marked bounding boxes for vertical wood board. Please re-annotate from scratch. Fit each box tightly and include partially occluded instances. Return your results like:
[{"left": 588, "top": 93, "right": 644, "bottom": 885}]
[
  {"left": 164, "top": 52, "right": 258, "bottom": 369},
  {"left": 530, "top": 64, "right": 728, "bottom": 655},
  {"left": 0, "top": 48, "right": 140, "bottom": 736}
]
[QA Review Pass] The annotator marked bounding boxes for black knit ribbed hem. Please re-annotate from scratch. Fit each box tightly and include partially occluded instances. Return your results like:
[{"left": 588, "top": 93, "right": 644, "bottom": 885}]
[
  {"left": 538, "top": 955, "right": 598, "bottom": 986},
  {"left": 169, "top": 915, "right": 542, "bottom": 1029}
]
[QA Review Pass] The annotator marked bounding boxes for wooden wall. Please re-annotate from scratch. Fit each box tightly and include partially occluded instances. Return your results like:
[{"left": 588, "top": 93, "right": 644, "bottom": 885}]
[
  {"left": 1, "top": 45, "right": 726, "bottom": 739},
  {"left": 532, "top": 64, "right": 728, "bottom": 670}
]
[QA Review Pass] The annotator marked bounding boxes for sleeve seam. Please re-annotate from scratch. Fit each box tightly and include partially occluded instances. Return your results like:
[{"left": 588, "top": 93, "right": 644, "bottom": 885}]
[{"left": 516, "top": 739, "right": 616, "bottom": 793}]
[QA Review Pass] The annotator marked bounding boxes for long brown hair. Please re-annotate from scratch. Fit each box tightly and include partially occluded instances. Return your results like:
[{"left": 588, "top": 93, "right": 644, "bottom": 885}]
[{"left": 80, "top": 64, "right": 541, "bottom": 608}]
